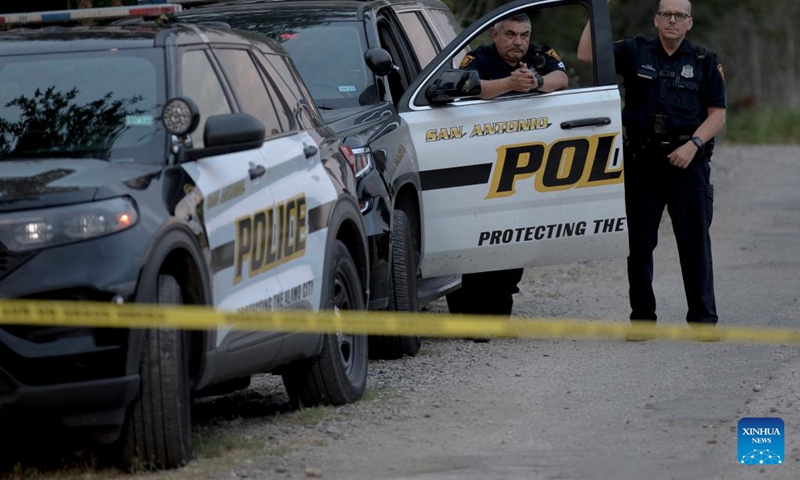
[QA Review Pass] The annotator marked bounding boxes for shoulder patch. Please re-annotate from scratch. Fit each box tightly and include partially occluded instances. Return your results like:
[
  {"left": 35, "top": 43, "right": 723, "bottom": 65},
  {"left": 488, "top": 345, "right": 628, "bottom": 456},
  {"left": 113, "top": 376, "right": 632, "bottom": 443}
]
[
  {"left": 459, "top": 55, "right": 476, "bottom": 69},
  {"left": 717, "top": 64, "right": 725, "bottom": 83},
  {"left": 545, "top": 48, "right": 562, "bottom": 61}
]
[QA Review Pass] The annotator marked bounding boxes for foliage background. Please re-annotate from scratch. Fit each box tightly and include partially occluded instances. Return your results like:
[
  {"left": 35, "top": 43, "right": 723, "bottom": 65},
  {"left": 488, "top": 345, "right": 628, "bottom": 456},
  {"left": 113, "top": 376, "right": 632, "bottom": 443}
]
[
  {"left": 39, "top": 0, "right": 800, "bottom": 142},
  {"left": 442, "top": 0, "right": 800, "bottom": 143}
]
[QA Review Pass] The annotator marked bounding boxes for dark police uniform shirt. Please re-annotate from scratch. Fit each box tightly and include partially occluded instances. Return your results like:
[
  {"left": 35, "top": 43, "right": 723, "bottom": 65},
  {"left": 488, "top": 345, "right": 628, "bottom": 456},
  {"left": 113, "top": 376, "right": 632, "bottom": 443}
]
[
  {"left": 459, "top": 43, "right": 567, "bottom": 86},
  {"left": 613, "top": 36, "right": 726, "bottom": 140}
]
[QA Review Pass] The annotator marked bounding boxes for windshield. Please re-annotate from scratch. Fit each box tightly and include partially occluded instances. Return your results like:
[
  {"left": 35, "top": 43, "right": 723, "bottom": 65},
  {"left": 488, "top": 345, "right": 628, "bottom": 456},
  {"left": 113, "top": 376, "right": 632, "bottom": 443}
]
[
  {"left": 274, "top": 22, "right": 373, "bottom": 108},
  {"left": 193, "top": 9, "right": 374, "bottom": 109},
  {"left": 0, "top": 49, "right": 166, "bottom": 162}
]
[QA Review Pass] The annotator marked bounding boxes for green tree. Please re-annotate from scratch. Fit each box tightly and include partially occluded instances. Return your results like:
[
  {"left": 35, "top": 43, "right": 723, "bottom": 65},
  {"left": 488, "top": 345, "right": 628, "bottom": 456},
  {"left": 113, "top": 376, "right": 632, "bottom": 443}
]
[
  {"left": 0, "top": 87, "right": 144, "bottom": 158},
  {"left": 444, "top": 0, "right": 800, "bottom": 110}
]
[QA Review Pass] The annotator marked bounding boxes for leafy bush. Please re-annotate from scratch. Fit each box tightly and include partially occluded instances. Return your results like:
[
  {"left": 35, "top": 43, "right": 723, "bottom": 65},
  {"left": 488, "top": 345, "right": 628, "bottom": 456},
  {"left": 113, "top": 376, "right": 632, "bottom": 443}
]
[{"left": 725, "top": 108, "right": 800, "bottom": 144}]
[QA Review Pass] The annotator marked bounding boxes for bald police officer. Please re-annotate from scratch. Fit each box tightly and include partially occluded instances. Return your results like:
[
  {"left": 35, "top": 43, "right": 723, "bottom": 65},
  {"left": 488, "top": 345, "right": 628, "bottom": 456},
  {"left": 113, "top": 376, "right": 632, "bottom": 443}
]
[{"left": 578, "top": 0, "right": 726, "bottom": 340}]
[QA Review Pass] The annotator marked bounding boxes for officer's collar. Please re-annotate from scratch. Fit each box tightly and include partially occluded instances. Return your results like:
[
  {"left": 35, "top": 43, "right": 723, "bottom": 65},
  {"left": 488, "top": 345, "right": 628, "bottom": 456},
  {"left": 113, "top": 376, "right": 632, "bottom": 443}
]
[{"left": 650, "top": 37, "right": 693, "bottom": 57}]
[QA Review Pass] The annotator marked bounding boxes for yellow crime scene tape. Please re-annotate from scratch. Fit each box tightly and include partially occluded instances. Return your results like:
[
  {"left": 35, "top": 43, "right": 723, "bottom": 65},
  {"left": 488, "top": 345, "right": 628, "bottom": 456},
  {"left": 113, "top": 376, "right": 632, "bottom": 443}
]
[{"left": 0, "top": 299, "right": 798, "bottom": 345}]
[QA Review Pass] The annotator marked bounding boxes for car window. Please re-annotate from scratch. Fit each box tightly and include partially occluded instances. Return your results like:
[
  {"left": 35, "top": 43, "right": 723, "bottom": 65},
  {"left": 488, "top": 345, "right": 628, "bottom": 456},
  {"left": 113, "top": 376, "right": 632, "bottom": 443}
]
[
  {"left": 267, "top": 22, "right": 371, "bottom": 109},
  {"left": 427, "top": 8, "right": 469, "bottom": 68},
  {"left": 413, "top": 2, "right": 597, "bottom": 108},
  {"left": 214, "top": 48, "right": 285, "bottom": 138},
  {"left": 257, "top": 52, "right": 320, "bottom": 130},
  {"left": 180, "top": 49, "right": 231, "bottom": 149},
  {"left": 465, "top": 3, "right": 593, "bottom": 89},
  {"left": 377, "top": 17, "right": 415, "bottom": 105},
  {"left": 176, "top": 9, "right": 374, "bottom": 110},
  {"left": 0, "top": 49, "right": 166, "bottom": 163},
  {"left": 396, "top": 11, "right": 439, "bottom": 69},
  {"left": 256, "top": 52, "right": 309, "bottom": 130},
  {"left": 427, "top": 7, "right": 463, "bottom": 45}
]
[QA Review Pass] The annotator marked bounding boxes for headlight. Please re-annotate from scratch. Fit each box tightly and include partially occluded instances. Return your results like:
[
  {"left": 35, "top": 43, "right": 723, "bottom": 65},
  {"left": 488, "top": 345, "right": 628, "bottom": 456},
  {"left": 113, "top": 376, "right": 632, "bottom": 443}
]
[{"left": 0, "top": 197, "right": 138, "bottom": 252}]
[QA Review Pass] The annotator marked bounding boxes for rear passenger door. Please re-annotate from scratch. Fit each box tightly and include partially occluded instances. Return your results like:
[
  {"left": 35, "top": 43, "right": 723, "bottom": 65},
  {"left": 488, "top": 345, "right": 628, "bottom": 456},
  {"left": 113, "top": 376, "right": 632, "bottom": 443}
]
[
  {"left": 398, "top": 0, "right": 628, "bottom": 278},
  {"left": 215, "top": 47, "right": 333, "bottom": 318},
  {"left": 176, "top": 48, "right": 283, "bottom": 365}
]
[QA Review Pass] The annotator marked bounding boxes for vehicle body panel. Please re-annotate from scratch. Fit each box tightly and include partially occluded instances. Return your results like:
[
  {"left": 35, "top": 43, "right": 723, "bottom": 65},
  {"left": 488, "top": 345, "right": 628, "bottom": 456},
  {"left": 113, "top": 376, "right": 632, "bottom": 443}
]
[{"left": 397, "top": 0, "right": 628, "bottom": 277}]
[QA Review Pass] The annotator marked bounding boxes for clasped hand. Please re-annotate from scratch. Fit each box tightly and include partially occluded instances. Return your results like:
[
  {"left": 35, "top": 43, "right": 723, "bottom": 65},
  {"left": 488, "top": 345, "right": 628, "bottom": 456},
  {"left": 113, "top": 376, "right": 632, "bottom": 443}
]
[{"left": 508, "top": 63, "right": 538, "bottom": 92}]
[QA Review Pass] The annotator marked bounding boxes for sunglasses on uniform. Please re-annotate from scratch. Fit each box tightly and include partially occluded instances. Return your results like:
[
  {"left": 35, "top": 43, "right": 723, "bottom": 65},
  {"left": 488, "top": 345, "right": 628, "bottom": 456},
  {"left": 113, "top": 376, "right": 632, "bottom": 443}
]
[{"left": 656, "top": 11, "right": 692, "bottom": 22}]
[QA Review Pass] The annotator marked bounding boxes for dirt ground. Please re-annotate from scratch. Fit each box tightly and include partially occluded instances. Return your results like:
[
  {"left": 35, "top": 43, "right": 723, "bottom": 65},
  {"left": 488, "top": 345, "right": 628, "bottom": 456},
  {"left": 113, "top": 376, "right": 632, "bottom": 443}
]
[{"left": 2, "top": 144, "right": 799, "bottom": 480}]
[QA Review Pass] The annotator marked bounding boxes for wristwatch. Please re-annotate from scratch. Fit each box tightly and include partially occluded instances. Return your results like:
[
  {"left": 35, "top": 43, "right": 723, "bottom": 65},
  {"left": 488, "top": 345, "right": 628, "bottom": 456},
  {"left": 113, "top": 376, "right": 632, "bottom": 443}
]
[
  {"left": 691, "top": 136, "right": 704, "bottom": 149},
  {"left": 534, "top": 72, "right": 545, "bottom": 91}
]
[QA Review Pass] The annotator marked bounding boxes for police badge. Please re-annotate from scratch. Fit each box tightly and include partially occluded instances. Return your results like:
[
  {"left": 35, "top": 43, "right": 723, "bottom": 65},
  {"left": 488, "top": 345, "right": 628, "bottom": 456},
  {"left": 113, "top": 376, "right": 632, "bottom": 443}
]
[{"left": 681, "top": 64, "right": 694, "bottom": 78}]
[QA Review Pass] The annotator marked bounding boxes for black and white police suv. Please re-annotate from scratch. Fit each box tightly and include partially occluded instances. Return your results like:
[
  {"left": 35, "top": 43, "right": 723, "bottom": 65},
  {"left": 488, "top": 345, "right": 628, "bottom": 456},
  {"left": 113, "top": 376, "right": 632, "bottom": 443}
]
[{"left": 0, "top": 4, "right": 371, "bottom": 470}]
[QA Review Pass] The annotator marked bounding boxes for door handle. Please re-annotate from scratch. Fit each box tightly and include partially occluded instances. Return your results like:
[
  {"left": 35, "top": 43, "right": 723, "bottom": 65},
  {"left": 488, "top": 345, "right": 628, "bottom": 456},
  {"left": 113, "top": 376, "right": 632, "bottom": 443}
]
[
  {"left": 303, "top": 144, "right": 318, "bottom": 159},
  {"left": 560, "top": 117, "right": 612, "bottom": 129},
  {"left": 248, "top": 163, "right": 266, "bottom": 180}
]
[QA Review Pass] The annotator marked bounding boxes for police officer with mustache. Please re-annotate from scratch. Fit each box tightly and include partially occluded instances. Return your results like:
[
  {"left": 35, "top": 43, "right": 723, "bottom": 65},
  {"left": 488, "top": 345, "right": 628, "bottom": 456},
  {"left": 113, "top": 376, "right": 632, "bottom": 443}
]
[
  {"left": 460, "top": 13, "right": 568, "bottom": 99},
  {"left": 447, "top": 13, "right": 568, "bottom": 334}
]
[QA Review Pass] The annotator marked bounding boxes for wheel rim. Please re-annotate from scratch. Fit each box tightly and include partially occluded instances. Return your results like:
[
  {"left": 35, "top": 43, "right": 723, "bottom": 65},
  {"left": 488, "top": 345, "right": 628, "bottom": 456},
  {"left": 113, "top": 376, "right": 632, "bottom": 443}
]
[{"left": 333, "top": 269, "right": 357, "bottom": 377}]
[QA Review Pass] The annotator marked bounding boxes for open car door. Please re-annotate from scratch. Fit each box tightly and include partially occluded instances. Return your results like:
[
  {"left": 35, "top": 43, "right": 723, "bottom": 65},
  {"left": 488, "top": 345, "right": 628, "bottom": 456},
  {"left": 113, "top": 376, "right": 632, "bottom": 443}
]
[{"left": 398, "top": 0, "right": 627, "bottom": 278}]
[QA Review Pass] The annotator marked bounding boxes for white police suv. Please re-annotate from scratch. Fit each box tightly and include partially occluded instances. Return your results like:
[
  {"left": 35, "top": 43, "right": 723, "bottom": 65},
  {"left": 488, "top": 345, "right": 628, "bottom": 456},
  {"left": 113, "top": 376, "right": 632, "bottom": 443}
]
[
  {"left": 0, "top": 4, "right": 369, "bottom": 470},
  {"left": 178, "top": 0, "right": 629, "bottom": 315}
]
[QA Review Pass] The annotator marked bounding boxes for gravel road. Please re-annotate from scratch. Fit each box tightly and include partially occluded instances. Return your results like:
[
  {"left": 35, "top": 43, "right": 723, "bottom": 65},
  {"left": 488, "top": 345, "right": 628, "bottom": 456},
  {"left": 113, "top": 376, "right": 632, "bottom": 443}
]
[{"left": 3, "top": 145, "right": 799, "bottom": 480}]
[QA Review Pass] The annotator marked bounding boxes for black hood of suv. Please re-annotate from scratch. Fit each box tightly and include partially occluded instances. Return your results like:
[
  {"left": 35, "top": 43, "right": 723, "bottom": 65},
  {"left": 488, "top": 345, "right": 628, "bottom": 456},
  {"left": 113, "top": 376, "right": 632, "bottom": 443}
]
[{"left": 0, "top": 160, "right": 162, "bottom": 212}]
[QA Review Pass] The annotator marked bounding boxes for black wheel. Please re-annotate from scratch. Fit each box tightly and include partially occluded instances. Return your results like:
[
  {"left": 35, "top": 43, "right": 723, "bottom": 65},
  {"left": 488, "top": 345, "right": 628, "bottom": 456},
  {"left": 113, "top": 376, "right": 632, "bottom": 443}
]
[
  {"left": 121, "top": 274, "right": 192, "bottom": 471},
  {"left": 370, "top": 209, "right": 421, "bottom": 359},
  {"left": 282, "top": 240, "right": 367, "bottom": 407}
]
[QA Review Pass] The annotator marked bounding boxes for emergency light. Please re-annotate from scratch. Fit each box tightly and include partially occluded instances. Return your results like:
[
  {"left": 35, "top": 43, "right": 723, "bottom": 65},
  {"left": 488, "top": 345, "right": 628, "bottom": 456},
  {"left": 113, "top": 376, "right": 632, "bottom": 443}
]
[{"left": 0, "top": 4, "right": 181, "bottom": 26}]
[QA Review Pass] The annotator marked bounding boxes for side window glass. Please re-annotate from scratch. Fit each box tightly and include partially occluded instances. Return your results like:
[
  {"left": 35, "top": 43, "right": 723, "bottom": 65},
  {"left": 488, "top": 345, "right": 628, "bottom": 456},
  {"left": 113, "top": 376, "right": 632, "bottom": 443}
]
[
  {"left": 427, "top": 8, "right": 469, "bottom": 68},
  {"left": 428, "top": 8, "right": 463, "bottom": 43},
  {"left": 396, "top": 11, "right": 439, "bottom": 69},
  {"left": 255, "top": 52, "right": 308, "bottom": 130},
  {"left": 377, "top": 20, "right": 411, "bottom": 104},
  {"left": 214, "top": 48, "right": 284, "bottom": 137},
  {"left": 180, "top": 49, "right": 231, "bottom": 148},
  {"left": 461, "top": 4, "right": 592, "bottom": 89}
]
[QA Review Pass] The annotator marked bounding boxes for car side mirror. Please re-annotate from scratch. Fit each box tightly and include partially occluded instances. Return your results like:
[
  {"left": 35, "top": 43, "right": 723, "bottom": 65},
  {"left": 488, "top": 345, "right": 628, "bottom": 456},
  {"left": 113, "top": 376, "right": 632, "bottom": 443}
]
[
  {"left": 365, "top": 47, "right": 397, "bottom": 77},
  {"left": 185, "top": 113, "right": 265, "bottom": 162},
  {"left": 425, "top": 69, "right": 481, "bottom": 104}
]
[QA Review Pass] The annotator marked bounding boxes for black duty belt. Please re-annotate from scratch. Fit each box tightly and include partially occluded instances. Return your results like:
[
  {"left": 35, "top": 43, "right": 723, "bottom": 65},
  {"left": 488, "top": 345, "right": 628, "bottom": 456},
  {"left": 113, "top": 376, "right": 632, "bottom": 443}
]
[
  {"left": 627, "top": 135, "right": 692, "bottom": 149},
  {"left": 626, "top": 135, "right": 713, "bottom": 156}
]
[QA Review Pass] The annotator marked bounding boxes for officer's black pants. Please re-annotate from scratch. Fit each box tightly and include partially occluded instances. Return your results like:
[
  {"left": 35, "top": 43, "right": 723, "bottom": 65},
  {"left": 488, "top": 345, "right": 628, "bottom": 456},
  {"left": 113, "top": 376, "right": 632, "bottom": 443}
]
[
  {"left": 625, "top": 145, "right": 717, "bottom": 324},
  {"left": 447, "top": 268, "right": 524, "bottom": 317}
]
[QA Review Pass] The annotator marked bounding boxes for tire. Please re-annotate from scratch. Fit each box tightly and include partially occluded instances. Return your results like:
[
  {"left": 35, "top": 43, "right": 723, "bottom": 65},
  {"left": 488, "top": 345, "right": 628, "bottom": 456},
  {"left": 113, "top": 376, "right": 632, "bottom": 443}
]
[
  {"left": 121, "top": 274, "right": 192, "bottom": 471},
  {"left": 369, "top": 210, "right": 421, "bottom": 359},
  {"left": 282, "top": 240, "right": 367, "bottom": 407}
]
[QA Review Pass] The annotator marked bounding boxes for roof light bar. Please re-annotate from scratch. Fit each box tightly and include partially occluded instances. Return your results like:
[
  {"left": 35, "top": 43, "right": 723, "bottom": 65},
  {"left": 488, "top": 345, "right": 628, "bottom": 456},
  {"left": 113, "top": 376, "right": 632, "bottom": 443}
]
[{"left": 0, "top": 4, "right": 181, "bottom": 26}]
